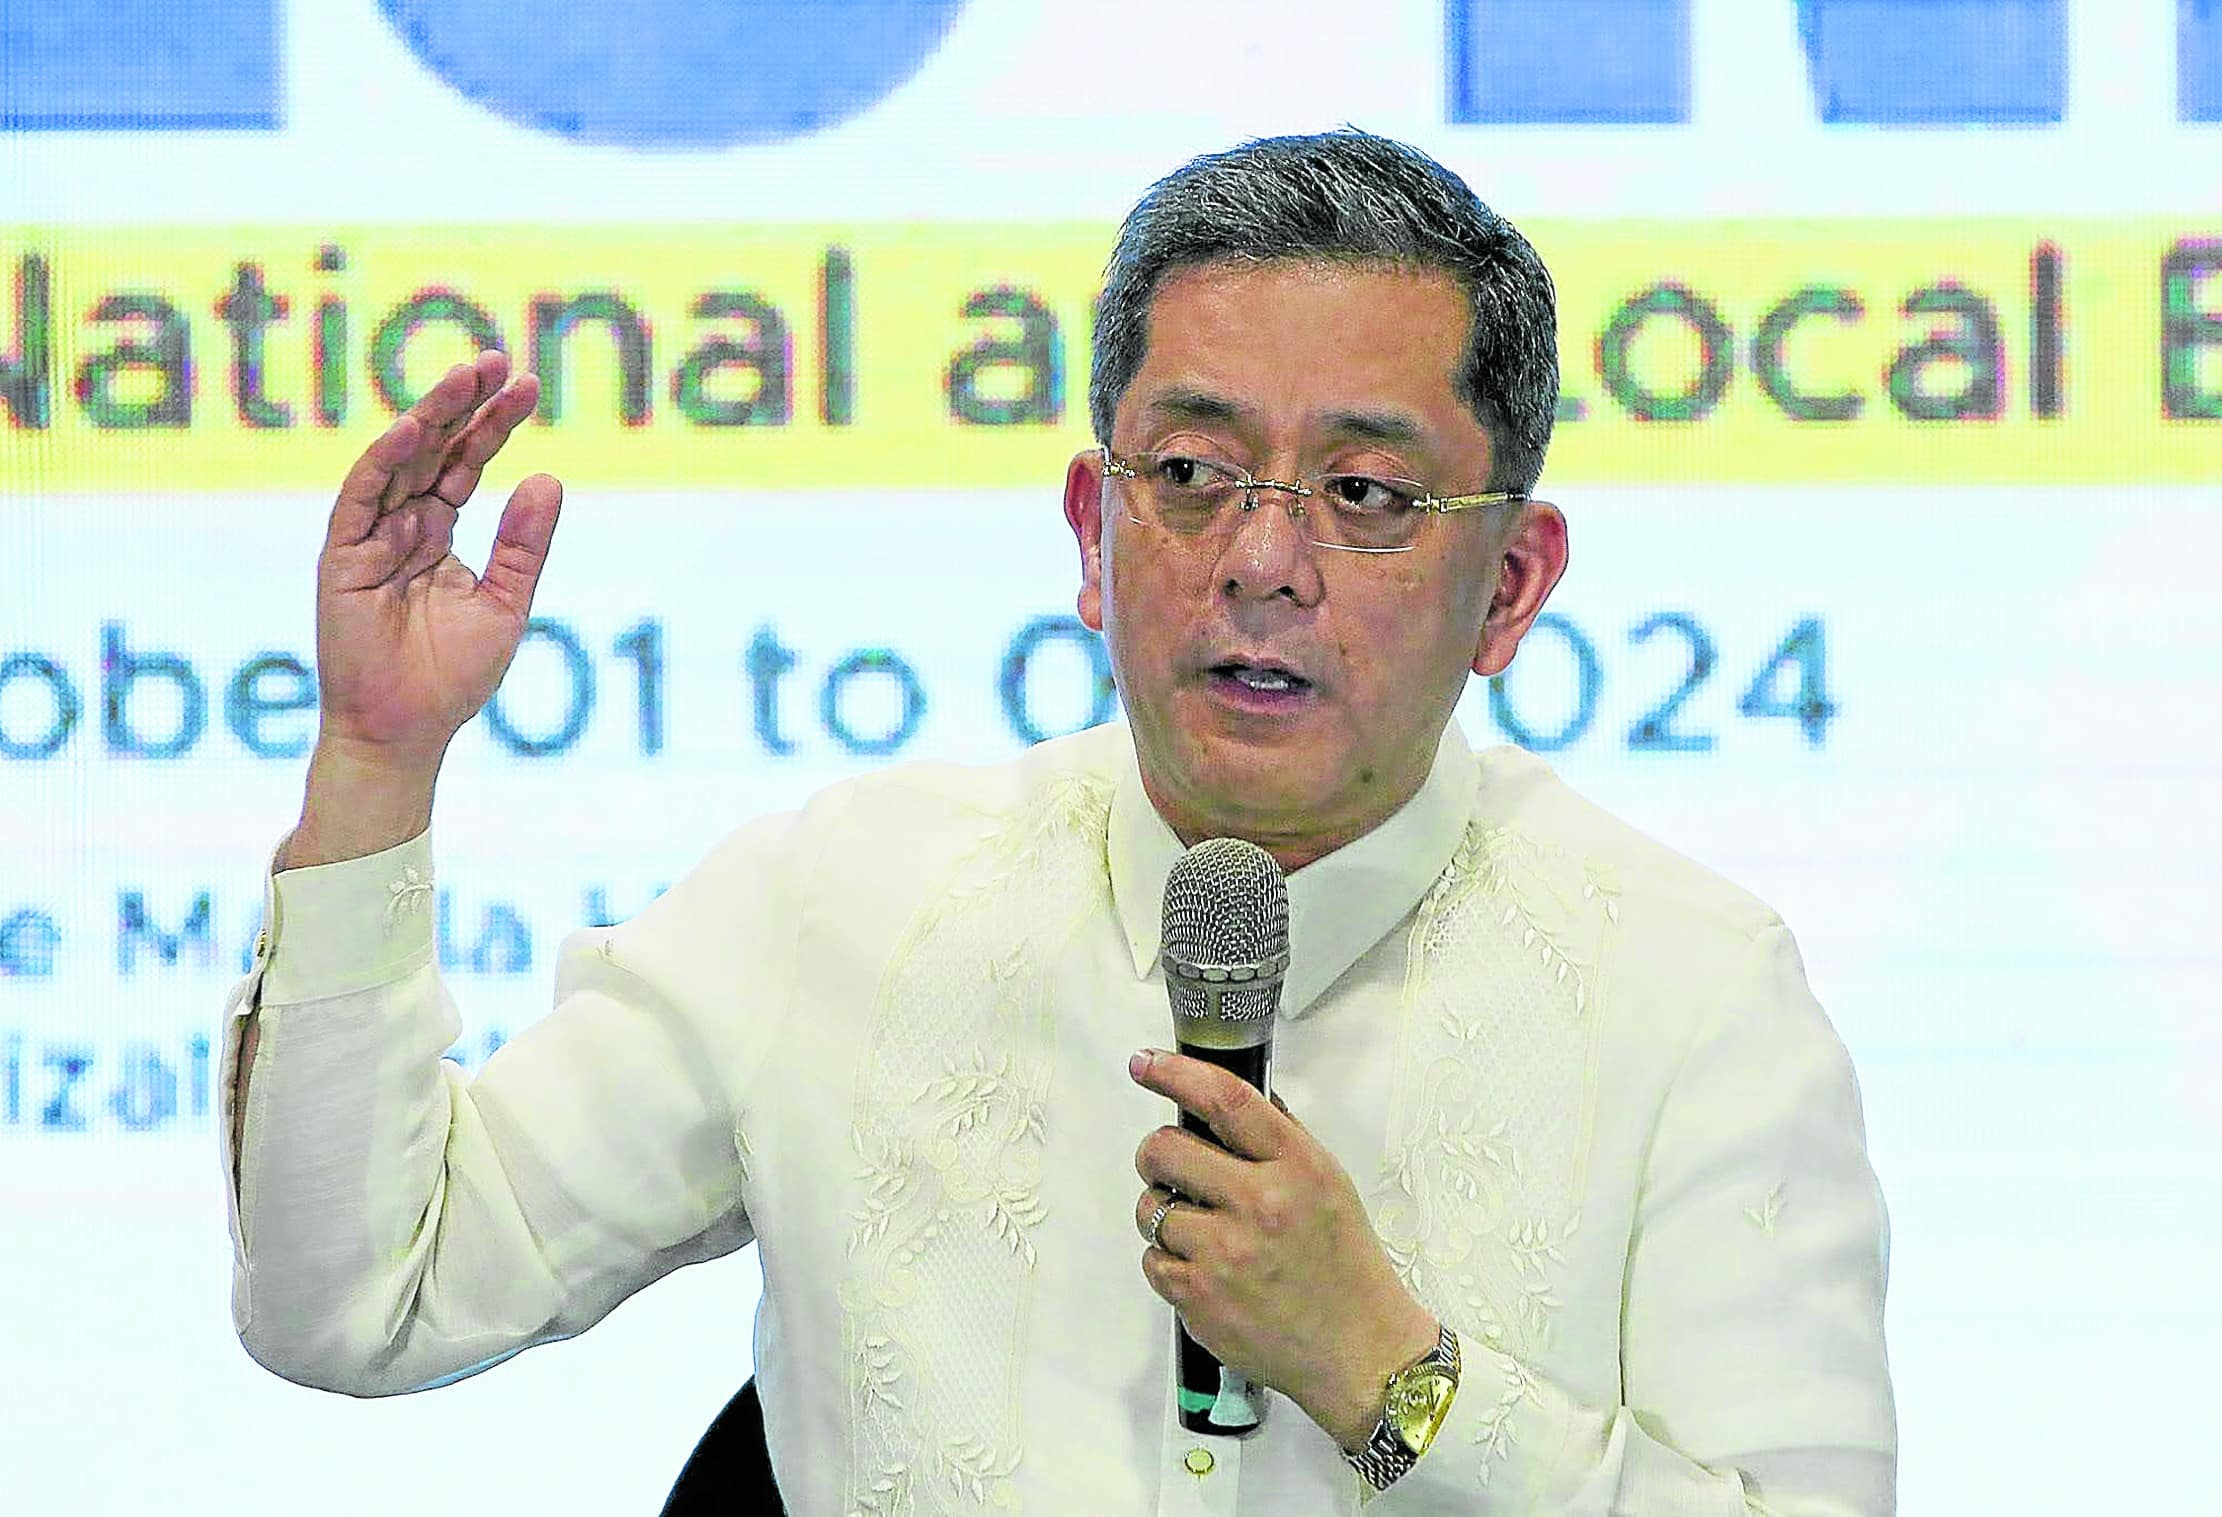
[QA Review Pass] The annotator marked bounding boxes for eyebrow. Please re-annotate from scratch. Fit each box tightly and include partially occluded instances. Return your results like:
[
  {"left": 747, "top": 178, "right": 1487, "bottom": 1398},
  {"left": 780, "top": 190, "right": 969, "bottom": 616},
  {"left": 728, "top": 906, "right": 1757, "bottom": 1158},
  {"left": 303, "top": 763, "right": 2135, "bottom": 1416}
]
[
  {"left": 1139, "top": 388, "right": 1429, "bottom": 447},
  {"left": 1318, "top": 407, "right": 1424, "bottom": 446},
  {"left": 1142, "top": 387, "right": 1245, "bottom": 427}
]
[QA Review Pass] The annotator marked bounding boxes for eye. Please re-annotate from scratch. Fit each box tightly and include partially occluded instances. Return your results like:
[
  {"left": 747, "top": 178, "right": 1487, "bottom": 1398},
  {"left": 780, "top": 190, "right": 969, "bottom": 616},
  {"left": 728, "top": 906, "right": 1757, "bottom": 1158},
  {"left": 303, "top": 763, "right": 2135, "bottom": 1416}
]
[
  {"left": 1154, "top": 454, "right": 1229, "bottom": 491},
  {"left": 1322, "top": 473, "right": 1420, "bottom": 515}
]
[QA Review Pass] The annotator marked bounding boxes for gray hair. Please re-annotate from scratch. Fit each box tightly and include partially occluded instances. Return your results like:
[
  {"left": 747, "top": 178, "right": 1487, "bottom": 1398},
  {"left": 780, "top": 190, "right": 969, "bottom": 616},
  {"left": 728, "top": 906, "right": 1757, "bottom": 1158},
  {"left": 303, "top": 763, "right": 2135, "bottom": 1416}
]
[{"left": 1090, "top": 129, "right": 1560, "bottom": 495}]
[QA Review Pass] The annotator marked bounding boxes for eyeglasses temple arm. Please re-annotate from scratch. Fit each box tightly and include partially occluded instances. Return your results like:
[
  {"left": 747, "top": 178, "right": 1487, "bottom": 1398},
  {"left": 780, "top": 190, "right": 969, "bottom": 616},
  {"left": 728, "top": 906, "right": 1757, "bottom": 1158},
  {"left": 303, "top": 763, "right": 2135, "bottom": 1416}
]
[{"left": 1419, "top": 491, "right": 1528, "bottom": 515}]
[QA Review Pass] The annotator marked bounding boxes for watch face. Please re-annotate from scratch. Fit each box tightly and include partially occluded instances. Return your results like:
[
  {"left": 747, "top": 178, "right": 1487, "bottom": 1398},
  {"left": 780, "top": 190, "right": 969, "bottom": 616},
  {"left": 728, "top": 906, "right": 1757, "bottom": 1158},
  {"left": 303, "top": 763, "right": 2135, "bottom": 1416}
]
[{"left": 1386, "top": 1368, "right": 1459, "bottom": 1453}]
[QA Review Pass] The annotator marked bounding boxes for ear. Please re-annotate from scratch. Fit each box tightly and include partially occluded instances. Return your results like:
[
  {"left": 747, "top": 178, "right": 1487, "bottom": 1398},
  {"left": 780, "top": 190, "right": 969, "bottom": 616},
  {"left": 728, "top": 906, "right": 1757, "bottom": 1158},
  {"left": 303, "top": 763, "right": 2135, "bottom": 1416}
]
[
  {"left": 1471, "top": 502, "right": 1570, "bottom": 678},
  {"left": 1064, "top": 449, "right": 1107, "bottom": 633}
]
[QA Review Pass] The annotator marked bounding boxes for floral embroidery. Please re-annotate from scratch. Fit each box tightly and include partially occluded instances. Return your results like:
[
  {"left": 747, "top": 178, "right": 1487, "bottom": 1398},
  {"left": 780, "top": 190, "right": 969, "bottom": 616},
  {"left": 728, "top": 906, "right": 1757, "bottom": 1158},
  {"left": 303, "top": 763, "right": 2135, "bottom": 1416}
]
[
  {"left": 984, "top": 1180, "right": 1047, "bottom": 1268},
  {"left": 859, "top": 1337, "right": 904, "bottom": 1411},
  {"left": 927, "top": 1053, "right": 1020, "bottom": 1140},
  {"left": 1372, "top": 813, "right": 1618, "bottom": 1486},
  {"left": 1581, "top": 858, "right": 1623, "bottom": 926},
  {"left": 1471, "top": 1353, "right": 1540, "bottom": 1482},
  {"left": 937, "top": 1435, "right": 1018, "bottom": 1507},
  {"left": 850, "top": 1460, "right": 913, "bottom": 1517},
  {"left": 1421, "top": 823, "right": 1597, "bottom": 1013},
  {"left": 838, "top": 768, "right": 1114, "bottom": 1516},
  {"left": 1506, "top": 1214, "right": 1577, "bottom": 1344},
  {"left": 847, "top": 1130, "right": 914, "bottom": 1257},
  {"left": 384, "top": 865, "right": 433, "bottom": 934},
  {"left": 1745, "top": 1182, "right": 1787, "bottom": 1237}
]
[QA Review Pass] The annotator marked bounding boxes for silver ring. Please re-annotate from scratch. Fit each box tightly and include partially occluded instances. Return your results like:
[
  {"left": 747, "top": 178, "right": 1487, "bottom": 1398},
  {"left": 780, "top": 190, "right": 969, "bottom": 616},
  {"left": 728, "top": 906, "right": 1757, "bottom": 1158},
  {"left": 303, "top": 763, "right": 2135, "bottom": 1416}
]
[{"left": 1144, "top": 1194, "right": 1176, "bottom": 1250}]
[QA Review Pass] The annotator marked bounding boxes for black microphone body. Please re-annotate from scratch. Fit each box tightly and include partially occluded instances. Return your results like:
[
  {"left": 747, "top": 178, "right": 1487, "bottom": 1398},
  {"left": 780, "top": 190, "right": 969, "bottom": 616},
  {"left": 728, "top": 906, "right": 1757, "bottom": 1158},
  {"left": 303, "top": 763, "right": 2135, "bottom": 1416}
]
[
  {"left": 1173, "top": 1040, "right": 1271, "bottom": 1101},
  {"left": 1170, "top": 1039, "right": 1271, "bottom": 1435},
  {"left": 1160, "top": 837, "right": 1289, "bottom": 1437}
]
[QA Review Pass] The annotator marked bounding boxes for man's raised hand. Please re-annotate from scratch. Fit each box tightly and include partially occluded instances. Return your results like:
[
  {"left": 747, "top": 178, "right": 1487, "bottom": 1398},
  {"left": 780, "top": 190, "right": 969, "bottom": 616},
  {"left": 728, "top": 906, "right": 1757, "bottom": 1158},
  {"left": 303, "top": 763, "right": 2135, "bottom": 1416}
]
[{"left": 314, "top": 349, "right": 559, "bottom": 767}]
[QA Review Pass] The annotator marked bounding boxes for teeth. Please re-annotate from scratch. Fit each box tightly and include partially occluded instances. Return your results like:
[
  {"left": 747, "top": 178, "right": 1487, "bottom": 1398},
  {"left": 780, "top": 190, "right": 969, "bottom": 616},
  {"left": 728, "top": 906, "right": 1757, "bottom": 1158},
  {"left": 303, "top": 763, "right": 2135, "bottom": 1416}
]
[{"left": 1234, "top": 669, "right": 1293, "bottom": 691}]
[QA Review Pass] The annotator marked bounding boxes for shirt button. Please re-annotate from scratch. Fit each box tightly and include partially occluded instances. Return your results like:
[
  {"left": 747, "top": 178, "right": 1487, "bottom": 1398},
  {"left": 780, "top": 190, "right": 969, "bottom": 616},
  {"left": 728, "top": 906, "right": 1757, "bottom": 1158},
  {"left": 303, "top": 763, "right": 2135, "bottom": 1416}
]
[{"left": 1182, "top": 1448, "right": 1216, "bottom": 1478}]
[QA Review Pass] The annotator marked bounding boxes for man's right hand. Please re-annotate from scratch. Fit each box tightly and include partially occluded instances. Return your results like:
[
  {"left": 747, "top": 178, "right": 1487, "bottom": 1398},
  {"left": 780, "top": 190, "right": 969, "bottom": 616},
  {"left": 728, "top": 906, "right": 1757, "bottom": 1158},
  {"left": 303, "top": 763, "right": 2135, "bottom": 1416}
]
[
  {"left": 281, "top": 349, "right": 559, "bottom": 870},
  {"left": 317, "top": 348, "right": 556, "bottom": 762}
]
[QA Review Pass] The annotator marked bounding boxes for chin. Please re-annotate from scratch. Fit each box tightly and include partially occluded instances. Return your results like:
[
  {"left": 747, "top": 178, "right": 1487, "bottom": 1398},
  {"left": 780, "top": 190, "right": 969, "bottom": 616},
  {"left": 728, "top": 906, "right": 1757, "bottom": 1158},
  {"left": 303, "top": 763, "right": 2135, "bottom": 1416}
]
[{"left": 1179, "top": 752, "right": 1339, "bottom": 830}]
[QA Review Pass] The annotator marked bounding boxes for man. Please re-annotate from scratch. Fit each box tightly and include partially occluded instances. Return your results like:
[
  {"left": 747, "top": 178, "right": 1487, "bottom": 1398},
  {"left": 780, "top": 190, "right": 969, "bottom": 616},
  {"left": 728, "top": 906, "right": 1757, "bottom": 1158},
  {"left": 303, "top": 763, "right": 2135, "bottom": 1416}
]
[{"left": 224, "top": 131, "right": 1894, "bottom": 1515}]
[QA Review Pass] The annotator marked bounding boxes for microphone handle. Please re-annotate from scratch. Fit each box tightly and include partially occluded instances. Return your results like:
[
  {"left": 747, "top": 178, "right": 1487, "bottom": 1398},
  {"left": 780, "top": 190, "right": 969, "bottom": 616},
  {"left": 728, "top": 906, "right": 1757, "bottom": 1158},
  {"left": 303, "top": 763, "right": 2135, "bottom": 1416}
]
[{"left": 1169, "top": 1037, "right": 1272, "bottom": 1436}]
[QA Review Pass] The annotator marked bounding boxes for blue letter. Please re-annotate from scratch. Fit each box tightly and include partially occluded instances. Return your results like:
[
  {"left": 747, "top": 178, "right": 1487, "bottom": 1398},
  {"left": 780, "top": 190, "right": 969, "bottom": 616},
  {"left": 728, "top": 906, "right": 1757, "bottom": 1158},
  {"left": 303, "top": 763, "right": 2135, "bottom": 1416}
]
[
  {"left": 1795, "top": 0, "right": 2064, "bottom": 125},
  {"left": 0, "top": 909, "right": 60, "bottom": 979},
  {"left": 102, "top": 621, "right": 207, "bottom": 758},
  {"left": 379, "top": 1, "right": 967, "bottom": 148},
  {"left": 2184, "top": 0, "right": 2222, "bottom": 122},
  {"left": 0, "top": 1, "right": 279, "bottom": 130},
  {"left": 1447, "top": 0, "right": 1690, "bottom": 124},
  {"left": 117, "top": 890, "right": 215, "bottom": 974}
]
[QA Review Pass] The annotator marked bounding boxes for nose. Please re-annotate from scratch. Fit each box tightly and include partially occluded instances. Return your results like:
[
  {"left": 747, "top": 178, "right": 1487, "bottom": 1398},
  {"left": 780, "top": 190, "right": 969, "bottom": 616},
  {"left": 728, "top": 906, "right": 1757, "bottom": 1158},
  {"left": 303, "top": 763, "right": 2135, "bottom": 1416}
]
[{"left": 1217, "top": 480, "right": 1324, "bottom": 608}]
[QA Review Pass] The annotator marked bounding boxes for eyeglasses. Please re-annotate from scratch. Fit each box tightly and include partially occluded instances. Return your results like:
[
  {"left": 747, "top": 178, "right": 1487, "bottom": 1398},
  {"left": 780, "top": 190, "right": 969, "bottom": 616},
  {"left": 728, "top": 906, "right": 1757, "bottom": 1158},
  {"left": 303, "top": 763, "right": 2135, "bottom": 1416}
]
[{"left": 1099, "top": 446, "right": 1525, "bottom": 556}]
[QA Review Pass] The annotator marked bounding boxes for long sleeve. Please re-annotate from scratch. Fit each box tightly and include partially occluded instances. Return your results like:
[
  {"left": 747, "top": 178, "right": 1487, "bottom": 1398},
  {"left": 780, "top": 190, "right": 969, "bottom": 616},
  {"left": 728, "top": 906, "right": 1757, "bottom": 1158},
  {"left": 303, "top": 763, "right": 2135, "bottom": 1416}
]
[
  {"left": 219, "top": 811, "right": 803, "bottom": 1397},
  {"left": 1366, "top": 918, "right": 1896, "bottom": 1515}
]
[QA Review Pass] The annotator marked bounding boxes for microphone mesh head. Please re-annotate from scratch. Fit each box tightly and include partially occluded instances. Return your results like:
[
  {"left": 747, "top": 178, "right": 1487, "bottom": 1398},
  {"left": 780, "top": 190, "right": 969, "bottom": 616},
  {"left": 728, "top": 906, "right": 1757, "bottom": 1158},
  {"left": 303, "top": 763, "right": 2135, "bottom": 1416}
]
[{"left": 1161, "top": 837, "right": 1289, "bottom": 1024}]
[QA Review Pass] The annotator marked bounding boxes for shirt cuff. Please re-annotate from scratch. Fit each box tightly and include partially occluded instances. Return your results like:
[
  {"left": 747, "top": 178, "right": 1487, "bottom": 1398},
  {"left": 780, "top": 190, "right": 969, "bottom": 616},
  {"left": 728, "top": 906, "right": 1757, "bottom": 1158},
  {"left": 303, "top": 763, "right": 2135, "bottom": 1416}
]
[
  {"left": 1358, "top": 1332, "right": 1559, "bottom": 1513},
  {"left": 259, "top": 828, "right": 438, "bottom": 1004},
  {"left": 1362, "top": 1332, "right": 1749, "bottom": 1517}
]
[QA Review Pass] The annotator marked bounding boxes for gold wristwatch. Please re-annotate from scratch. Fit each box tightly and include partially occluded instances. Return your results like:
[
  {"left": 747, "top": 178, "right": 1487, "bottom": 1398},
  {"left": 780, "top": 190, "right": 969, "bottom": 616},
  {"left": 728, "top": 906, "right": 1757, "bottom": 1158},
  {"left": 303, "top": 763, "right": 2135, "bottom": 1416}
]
[{"left": 1342, "top": 1322, "right": 1462, "bottom": 1490}]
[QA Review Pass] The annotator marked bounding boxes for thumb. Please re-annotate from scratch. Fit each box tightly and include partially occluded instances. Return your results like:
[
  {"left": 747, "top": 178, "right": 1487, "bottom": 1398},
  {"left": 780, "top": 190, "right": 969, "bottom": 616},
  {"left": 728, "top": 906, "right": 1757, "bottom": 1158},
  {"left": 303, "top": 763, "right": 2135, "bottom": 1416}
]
[{"left": 478, "top": 472, "right": 563, "bottom": 617}]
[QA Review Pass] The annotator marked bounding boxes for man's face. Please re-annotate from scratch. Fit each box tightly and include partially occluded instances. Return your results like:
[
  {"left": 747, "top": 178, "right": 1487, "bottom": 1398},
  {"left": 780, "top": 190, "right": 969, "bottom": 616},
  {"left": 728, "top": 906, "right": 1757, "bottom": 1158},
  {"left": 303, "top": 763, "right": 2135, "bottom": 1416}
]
[{"left": 1065, "top": 258, "right": 1563, "bottom": 870}]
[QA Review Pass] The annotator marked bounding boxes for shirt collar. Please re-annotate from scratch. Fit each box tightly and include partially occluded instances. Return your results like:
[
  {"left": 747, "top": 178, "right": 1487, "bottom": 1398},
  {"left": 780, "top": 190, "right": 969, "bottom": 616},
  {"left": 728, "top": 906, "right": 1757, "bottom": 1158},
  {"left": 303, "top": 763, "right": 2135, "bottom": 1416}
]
[{"left": 1106, "top": 721, "right": 1477, "bottom": 1018}]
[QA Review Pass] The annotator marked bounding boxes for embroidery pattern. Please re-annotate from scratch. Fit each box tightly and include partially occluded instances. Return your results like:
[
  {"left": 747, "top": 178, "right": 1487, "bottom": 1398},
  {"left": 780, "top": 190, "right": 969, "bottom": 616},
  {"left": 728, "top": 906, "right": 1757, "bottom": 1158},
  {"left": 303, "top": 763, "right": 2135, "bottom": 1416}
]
[
  {"left": 384, "top": 865, "right": 433, "bottom": 934},
  {"left": 732, "top": 1116, "right": 754, "bottom": 1186},
  {"left": 1745, "top": 1182, "right": 1787, "bottom": 1237},
  {"left": 838, "top": 771, "right": 1113, "bottom": 1517},
  {"left": 1471, "top": 1354, "right": 1541, "bottom": 1483},
  {"left": 1372, "top": 816, "right": 1616, "bottom": 1483}
]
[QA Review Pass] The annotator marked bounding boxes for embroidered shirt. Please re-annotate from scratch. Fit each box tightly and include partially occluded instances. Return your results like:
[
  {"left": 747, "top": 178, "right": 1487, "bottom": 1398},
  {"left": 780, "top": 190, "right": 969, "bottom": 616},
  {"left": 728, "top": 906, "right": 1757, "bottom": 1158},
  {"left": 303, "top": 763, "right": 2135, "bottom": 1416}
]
[{"left": 221, "top": 721, "right": 1895, "bottom": 1516}]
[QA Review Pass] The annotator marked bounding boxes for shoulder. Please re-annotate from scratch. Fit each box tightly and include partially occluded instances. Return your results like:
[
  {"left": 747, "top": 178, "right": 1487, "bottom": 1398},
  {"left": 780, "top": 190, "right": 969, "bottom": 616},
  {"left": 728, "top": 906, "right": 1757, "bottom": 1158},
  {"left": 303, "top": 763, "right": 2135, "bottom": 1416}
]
[
  {"left": 644, "top": 725, "right": 1127, "bottom": 916},
  {"left": 788, "top": 721, "right": 1125, "bottom": 857},
  {"left": 585, "top": 725, "right": 1128, "bottom": 995},
  {"left": 1467, "top": 744, "right": 1859, "bottom": 1101},
  {"left": 1468, "top": 740, "right": 1785, "bottom": 953}
]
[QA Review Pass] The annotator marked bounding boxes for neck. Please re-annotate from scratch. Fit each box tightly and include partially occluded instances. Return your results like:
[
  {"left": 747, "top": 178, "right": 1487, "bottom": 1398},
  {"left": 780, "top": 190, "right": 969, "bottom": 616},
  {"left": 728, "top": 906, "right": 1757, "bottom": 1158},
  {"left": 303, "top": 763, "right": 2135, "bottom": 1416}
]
[{"left": 1145, "top": 771, "right": 1430, "bottom": 876}]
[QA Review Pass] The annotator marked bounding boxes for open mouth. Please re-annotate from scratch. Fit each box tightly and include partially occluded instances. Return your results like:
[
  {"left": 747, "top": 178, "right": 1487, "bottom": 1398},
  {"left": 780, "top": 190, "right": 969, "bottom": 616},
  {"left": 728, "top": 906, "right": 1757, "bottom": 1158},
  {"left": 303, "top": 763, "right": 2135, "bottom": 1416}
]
[{"left": 1208, "top": 660, "right": 1313, "bottom": 695}]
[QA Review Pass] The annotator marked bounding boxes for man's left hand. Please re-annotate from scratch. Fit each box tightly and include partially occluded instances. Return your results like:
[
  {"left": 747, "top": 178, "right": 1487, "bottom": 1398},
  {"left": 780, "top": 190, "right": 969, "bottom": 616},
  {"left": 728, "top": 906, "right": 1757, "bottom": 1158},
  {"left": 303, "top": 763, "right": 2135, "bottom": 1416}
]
[{"left": 1128, "top": 1048, "right": 1440, "bottom": 1450}]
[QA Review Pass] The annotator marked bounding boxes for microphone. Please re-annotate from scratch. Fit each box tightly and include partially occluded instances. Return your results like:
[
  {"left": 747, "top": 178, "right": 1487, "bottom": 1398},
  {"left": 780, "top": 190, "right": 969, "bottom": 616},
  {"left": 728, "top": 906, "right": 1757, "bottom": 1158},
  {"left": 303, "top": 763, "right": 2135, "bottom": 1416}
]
[{"left": 1159, "top": 836, "right": 1289, "bottom": 1437}]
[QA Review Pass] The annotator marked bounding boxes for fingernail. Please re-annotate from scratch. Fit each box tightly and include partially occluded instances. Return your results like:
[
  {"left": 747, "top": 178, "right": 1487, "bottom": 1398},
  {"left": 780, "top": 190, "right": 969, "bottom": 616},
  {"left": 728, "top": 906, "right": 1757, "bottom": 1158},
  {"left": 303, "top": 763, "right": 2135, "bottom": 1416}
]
[{"left": 1128, "top": 1050, "right": 1154, "bottom": 1079}]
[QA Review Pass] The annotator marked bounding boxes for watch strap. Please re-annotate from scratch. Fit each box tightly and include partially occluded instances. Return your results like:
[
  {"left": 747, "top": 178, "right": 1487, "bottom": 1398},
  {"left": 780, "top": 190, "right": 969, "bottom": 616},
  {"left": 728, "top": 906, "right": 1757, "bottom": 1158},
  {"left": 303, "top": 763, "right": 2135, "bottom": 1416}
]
[{"left": 1340, "top": 1322, "right": 1461, "bottom": 1491}]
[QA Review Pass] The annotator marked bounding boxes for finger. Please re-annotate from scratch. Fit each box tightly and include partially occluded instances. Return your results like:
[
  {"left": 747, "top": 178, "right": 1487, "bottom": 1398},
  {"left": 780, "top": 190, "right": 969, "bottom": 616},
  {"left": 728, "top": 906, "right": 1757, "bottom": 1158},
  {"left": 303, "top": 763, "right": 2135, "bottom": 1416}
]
[
  {"left": 422, "top": 349, "right": 509, "bottom": 438},
  {"left": 1135, "top": 1185, "right": 1181, "bottom": 1245},
  {"left": 325, "top": 506, "right": 424, "bottom": 595},
  {"left": 382, "top": 494, "right": 463, "bottom": 589},
  {"left": 1130, "top": 1049, "right": 1289, "bottom": 1161},
  {"left": 473, "top": 472, "right": 563, "bottom": 620},
  {"left": 328, "top": 413, "right": 425, "bottom": 549},
  {"left": 384, "top": 354, "right": 509, "bottom": 507},
  {"left": 1141, "top": 1195, "right": 1213, "bottom": 1262},
  {"left": 426, "top": 372, "right": 541, "bottom": 509},
  {"left": 1134, "top": 1124, "right": 1246, "bottom": 1209},
  {"left": 399, "top": 355, "right": 508, "bottom": 497},
  {"left": 372, "top": 368, "right": 537, "bottom": 584},
  {"left": 1141, "top": 1243, "right": 1195, "bottom": 1307},
  {"left": 380, "top": 510, "right": 425, "bottom": 583}
]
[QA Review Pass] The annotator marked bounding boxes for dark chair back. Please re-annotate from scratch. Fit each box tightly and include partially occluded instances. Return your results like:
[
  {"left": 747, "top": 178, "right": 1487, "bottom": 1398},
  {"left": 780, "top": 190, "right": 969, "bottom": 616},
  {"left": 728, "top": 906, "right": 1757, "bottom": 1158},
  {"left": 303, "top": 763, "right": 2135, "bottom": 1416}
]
[{"left": 660, "top": 1377, "right": 784, "bottom": 1515}]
